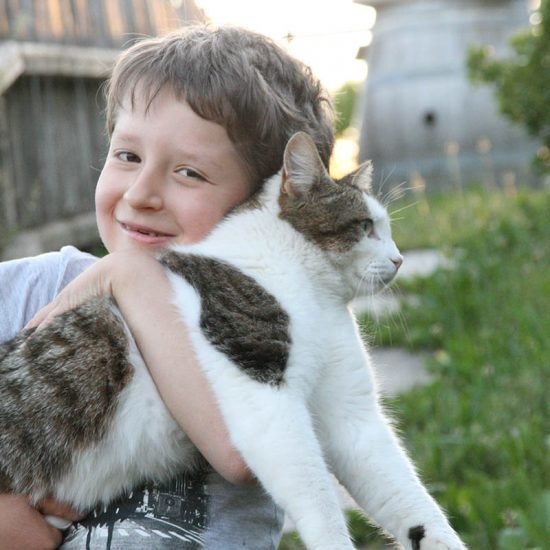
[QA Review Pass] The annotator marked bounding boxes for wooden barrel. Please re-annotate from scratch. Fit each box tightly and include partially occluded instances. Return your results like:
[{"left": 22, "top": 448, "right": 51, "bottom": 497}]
[{"left": 356, "top": 0, "right": 537, "bottom": 190}]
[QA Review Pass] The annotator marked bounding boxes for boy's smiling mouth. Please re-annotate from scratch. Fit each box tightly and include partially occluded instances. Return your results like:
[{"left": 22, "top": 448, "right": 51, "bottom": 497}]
[{"left": 119, "top": 221, "right": 176, "bottom": 244}]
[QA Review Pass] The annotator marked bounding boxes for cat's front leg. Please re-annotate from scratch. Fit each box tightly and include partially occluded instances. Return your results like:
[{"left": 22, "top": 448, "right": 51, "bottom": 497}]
[
  {"left": 193, "top": 353, "right": 353, "bottom": 548},
  {"left": 406, "top": 525, "right": 465, "bottom": 550},
  {"left": 314, "top": 318, "right": 466, "bottom": 549},
  {"left": 212, "top": 379, "right": 354, "bottom": 550}
]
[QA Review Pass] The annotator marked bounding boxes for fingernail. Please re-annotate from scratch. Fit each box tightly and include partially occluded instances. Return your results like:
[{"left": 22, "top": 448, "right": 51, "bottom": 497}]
[{"left": 45, "top": 515, "right": 73, "bottom": 530}]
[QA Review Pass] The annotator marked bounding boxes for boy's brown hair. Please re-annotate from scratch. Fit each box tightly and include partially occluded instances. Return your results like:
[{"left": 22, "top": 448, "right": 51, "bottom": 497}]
[{"left": 105, "top": 25, "right": 334, "bottom": 189}]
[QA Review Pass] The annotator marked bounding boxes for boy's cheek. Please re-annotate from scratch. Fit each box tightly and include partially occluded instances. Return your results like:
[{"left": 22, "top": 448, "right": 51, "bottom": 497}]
[{"left": 95, "top": 173, "right": 122, "bottom": 213}]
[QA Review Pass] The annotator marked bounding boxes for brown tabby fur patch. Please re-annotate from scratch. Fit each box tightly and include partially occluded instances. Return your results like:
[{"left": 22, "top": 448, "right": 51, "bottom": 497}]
[
  {"left": 278, "top": 173, "right": 371, "bottom": 252},
  {"left": 160, "top": 252, "right": 290, "bottom": 386},
  {"left": 0, "top": 298, "right": 133, "bottom": 497}
]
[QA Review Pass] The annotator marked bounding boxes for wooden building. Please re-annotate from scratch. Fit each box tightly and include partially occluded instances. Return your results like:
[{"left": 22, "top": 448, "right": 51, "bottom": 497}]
[{"left": 0, "top": 0, "right": 205, "bottom": 259}]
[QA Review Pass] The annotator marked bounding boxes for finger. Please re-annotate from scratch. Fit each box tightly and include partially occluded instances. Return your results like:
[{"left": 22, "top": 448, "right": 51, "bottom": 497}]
[
  {"left": 42, "top": 523, "right": 64, "bottom": 548},
  {"left": 36, "top": 524, "right": 63, "bottom": 549},
  {"left": 24, "top": 309, "right": 49, "bottom": 330},
  {"left": 36, "top": 497, "right": 84, "bottom": 522},
  {"left": 0, "top": 494, "right": 64, "bottom": 549},
  {"left": 25, "top": 303, "right": 68, "bottom": 331}
]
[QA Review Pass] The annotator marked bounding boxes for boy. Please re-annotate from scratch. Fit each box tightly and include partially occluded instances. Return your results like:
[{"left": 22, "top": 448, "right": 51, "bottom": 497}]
[{"left": 0, "top": 25, "right": 333, "bottom": 549}]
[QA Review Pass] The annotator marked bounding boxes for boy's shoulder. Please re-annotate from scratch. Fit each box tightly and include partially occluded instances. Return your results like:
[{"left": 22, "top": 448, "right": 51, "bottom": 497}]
[
  {"left": 0, "top": 246, "right": 97, "bottom": 341},
  {"left": 1, "top": 245, "right": 97, "bottom": 293},
  {"left": 56, "top": 245, "right": 98, "bottom": 284},
  {"left": 1, "top": 245, "right": 96, "bottom": 272}
]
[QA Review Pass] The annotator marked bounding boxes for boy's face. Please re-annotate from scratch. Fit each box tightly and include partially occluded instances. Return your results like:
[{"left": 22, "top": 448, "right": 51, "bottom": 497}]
[{"left": 95, "top": 87, "right": 252, "bottom": 254}]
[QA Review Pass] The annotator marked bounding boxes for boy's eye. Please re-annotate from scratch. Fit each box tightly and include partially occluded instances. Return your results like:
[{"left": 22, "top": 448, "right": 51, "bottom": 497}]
[
  {"left": 117, "top": 151, "right": 140, "bottom": 163},
  {"left": 177, "top": 167, "right": 207, "bottom": 181}
]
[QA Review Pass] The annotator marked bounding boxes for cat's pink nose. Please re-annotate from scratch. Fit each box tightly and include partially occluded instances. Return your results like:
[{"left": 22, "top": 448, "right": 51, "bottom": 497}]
[{"left": 392, "top": 256, "right": 403, "bottom": 270}]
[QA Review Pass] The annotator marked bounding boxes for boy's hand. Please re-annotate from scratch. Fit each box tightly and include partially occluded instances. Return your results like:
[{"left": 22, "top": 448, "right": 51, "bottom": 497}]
[
  {"left": 25, "top": 254, "right": 117, "bottom": 330},
  {"left": 25, "top": 251, "right": 146, "bottom": 330},
  {"left": 0, "top": 494, "right": 82, "bottom": 550}
]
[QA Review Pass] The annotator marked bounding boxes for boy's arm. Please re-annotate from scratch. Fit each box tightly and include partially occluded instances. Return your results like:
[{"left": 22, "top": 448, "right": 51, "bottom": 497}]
[{"left": 29, "top": 251, "right": 252, "bottom": 485}]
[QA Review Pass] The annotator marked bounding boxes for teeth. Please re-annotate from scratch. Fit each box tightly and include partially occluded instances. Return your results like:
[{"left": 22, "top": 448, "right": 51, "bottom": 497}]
[{"left": 124, "top": 223, "right": 161, "bottom": 237}]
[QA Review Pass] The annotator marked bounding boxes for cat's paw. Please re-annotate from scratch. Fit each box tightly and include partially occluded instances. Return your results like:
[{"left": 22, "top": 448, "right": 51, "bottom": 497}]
[{"left": 408, "top": 525, "right": 467, "bottom": 550}]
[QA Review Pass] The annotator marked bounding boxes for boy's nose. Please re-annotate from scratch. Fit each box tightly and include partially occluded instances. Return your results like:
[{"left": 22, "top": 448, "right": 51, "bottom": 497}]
[{"left": 124, "top": 172, "right": 163, "bottom": 210}]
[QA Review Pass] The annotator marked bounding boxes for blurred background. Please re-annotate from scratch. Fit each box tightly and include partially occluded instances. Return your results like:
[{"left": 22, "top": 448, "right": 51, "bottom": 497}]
[
  {"left": 0, "top": 0, "right": 546, "bottom": 258},
  {"left": 0, "top": 2, "right": 548, "bottom": 548}
]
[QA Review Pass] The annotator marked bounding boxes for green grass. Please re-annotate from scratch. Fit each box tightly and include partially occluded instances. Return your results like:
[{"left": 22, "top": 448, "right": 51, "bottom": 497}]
[
  {"left": 364, "top": 186, "right": 550, "bottom": 548},
  {"left": 280, "top": 186, "right": 550, "bottom": 549}
]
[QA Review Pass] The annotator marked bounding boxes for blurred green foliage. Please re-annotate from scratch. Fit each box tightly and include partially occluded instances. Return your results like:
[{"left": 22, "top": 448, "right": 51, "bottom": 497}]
[
  {"left": 364, "top": 186, "right": 550, "bottom": 548},
  {"left": 467, "top": 0, "right": 550, "bottom": 173},
  {"left": 332, "top": 81, "right": 359, "bottom": 136}
]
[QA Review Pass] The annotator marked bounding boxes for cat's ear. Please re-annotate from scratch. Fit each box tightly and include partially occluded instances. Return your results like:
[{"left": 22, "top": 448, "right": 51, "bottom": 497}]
[
  {"left": 350, "top": 161, "right": 373, "bottom": 193},
  {"left": 281, "top": 132, "right": 327, "bottom": 199}
]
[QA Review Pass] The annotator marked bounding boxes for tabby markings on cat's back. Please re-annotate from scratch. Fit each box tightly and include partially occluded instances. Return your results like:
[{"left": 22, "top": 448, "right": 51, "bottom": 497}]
[
  {"left": 160, "top": 252, "right": 291, "bottom": 386},
  {"left": 0, "top": 298, "right": 132, "bottom": 495}
]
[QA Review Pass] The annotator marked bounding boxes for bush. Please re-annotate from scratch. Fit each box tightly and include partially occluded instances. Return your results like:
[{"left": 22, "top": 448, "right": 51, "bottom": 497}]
[{"left": 467, "top": 0, "right": 550, "bottom": 173}]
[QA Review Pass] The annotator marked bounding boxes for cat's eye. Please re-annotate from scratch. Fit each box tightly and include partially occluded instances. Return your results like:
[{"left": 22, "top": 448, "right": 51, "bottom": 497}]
[{"left": 361, "top": 218, "right": 374, "bottom": 234}]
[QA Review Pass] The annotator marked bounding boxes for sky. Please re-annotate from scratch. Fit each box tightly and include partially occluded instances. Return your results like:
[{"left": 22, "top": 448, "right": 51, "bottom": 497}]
[{"left": 191, "top": 0, "right": 377, "bottom": 92}]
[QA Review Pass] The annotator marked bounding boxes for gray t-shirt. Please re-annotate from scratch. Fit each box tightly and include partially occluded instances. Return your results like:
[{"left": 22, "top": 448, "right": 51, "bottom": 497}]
[{"left": 0, "top": 246, "right": 283, "bottom": 549}]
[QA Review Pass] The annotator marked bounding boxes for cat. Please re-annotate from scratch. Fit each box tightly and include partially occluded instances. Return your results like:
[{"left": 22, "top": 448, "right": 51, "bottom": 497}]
[{"left": 0, "top": 132, "right": 465, "bottom": 549}]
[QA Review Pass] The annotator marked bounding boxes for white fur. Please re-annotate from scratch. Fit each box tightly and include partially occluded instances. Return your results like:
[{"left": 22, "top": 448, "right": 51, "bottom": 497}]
[
  {"left": 51, "top": 163, "right": 465, "bottom": 549},
  {"left": 54, "top": 318, "right": 197, "bottom": 509}
]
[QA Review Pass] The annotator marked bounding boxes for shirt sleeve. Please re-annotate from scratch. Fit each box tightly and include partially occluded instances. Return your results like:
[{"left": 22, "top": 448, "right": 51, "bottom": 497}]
[{"left": 0, "top": 246, "right": 97, "bottom": 342}]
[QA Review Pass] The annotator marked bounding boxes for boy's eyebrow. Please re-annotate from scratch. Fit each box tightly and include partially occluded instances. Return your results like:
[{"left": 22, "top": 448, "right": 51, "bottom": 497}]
[
  {"left": 110, "top": 131, "right": 140, "bottom": 145},
  {"left": 111, "top": 132, "right": 225, "bottom": 171},
  {"left": 179, "top": 150, "right": 225, "bottom": 172}
]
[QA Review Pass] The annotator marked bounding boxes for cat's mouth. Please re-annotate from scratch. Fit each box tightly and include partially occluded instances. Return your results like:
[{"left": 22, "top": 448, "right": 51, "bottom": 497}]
[{"left": 358, "top": 265, "right": 399, "bottom": 294}]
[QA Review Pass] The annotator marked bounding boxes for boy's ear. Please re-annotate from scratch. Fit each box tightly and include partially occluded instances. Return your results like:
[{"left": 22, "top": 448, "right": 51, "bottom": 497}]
[
  {"left": 350, "top": 160, "right": 373, "bottom": 193},
  {"left": 281, "top": 132, "right": 327, "bottom": 199}
]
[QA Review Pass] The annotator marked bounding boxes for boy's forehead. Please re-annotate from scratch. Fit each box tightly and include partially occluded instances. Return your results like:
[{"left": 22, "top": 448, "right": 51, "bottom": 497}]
[
  {"left": 112, "top": 86, "right": 184, "bottom": 131},
  {"left": 121, "top": 84, "right": 169, "bottom": 113}
]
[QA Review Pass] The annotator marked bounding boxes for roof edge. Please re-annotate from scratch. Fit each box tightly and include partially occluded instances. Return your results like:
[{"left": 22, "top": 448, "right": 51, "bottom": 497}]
[
  {"left": 0, "top": 40, "right": 120, "bottom": 92},
  {"left": 20, "top": 42, "right": 119, "bottom": 78},
  {"left": 0, "top": 42, "right": 24, "bottom": 94}
]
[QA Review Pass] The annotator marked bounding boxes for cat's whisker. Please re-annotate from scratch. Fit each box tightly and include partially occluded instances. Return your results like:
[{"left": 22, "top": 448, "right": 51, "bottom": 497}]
[
  {"left": 379, "top": 178, "right": 405, "bottom": 204},
  {"left": 389, "top": 200, "right": 420, "bottom": 219},
  {"left": 381, "top": 281, "right": 412, "bottom": 345},
  {"left": 353, "top": 269, "right": 371, "bottom": 301},
  {"left": 375, "top": 166, "right": 396, "bottom": 202},
  {"left": 383, "top": 183, "right": 416, "bottom": 207}
]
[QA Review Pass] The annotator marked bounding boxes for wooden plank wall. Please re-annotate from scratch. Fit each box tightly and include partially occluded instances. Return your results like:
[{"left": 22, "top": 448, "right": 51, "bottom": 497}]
[{"left": 1, "top": 74, "right": 107, "bottom": 231}]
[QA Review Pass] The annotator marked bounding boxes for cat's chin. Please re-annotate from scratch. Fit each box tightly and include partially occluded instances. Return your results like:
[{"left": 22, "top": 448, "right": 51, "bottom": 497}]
[
  {"left": 360, "top": 280, "right": 392, "bottom": 296},
  {"left": 351, "top": 266, "right": 398, "bottom": 296}
]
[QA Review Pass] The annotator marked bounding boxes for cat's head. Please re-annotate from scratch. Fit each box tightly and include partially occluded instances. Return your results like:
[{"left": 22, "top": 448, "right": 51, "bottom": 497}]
[{"left": 278, "top": 132, "right": 403, "bottom": 297}]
